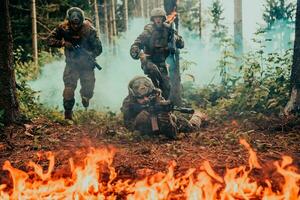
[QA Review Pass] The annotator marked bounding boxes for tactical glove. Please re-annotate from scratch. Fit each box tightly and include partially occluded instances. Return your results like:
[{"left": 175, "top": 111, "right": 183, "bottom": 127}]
[
  {"left": 63, "top": 41, "right": 74, "bottom": 49},
  {"left": 130, "top": 103, "right": 145, "bottom": 113}
]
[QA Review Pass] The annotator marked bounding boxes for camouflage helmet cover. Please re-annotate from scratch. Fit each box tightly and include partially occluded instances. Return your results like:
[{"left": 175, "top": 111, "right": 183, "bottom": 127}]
[
  {"left": 150, "top": 8, "right": 167, "bottom": 21},
  {"left": 128, "top": 76, "right": 155, "bottom": 98}
]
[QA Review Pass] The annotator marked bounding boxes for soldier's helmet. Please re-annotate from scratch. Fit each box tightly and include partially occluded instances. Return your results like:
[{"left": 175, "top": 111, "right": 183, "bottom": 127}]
[
  {"left": 66, "top": 7, "right": 85, "bottom": 29},
  {"left": 150, "top": 8, "right": 167, "bottom": 21},
  {"left": 128, "top": 76, "right": 155, "bottom": 98}
]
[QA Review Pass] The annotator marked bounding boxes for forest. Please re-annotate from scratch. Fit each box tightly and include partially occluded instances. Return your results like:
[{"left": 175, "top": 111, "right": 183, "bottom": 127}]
[{"left": 0, "top": 0, "right": 299, "bottom": 199}]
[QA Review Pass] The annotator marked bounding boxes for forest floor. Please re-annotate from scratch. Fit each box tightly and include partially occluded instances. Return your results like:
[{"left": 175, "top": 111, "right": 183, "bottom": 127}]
[{"left": 0, "top": 114, "right": 299, "bottom": 184}]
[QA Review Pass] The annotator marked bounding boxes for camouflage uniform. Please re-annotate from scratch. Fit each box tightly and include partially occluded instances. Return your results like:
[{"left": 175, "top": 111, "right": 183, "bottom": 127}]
[
  {"left": 130, "top": 8, "right": 184, "bottom": 99},
  {"left": 121, "top": 76, "right": 202, "bottom": 139},
  {"left": 47, "top": 7, "right": 102, "bottom": 119}
]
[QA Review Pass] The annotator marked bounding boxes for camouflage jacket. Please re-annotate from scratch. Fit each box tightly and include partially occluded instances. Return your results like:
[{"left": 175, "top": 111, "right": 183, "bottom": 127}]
[
  {"left": 121, "top": 92, "right": 195, "bottom": 133},
  {"left": 47, "top": 20, "right": 102, "bottom": 64},
  {"left": 121, "top": 89, "right": 164, "bottom": 130},
  {"left": 130, "top": 23, "right": 184, "bottom": 63}
]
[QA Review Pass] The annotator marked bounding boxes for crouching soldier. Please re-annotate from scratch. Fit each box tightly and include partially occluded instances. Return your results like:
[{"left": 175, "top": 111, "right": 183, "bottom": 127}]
[
  {"left": 130, "top": 8, "right": 184, "bottom": 99},
  {"left": 47, "top": 7, "right": 103, "bottom": 120},
  {"left": 121, "top": 76, "right": 206, "bottom": 139}
]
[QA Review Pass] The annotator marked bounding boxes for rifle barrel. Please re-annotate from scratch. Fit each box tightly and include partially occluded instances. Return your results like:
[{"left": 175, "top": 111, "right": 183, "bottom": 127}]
[{"left": 173, "top": 107, "right": 194, "bottom": 114}]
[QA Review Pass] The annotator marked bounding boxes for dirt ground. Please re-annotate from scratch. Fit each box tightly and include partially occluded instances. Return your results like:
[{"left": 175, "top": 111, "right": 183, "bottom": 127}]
[{"left": 0, "top": 116, "right": 299, "bottom": 185}]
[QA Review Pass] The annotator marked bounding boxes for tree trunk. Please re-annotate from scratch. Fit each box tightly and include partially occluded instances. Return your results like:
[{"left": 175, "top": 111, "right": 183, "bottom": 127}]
[
  {"left": 199, "top": 0, "right": 202, "bottom": 38},
  {"left": 108, "top": 0, "right": 113, "bottom": 44},
  {"left": 140, "top": 0, "right": 144, "bottom": 18},
  {"left": 234, "top": 0, "right": 243, "bottom": 65},
  {"left": 284, "top": 0, "right": 300, "bottom": 115},
  {"left": 111, "top": 0, "right": 117, "bottom": 36},
  {"left": 31, "top": 0, "right": 38, "bottom": 68},
  {"left": 164, "top": 0, "right": 181, "bottom": 105},
  {"left": 145, "top": 0, "right": 150, "bottom": 18},
  {"left": 94, "top": 0, "right": 101, "bottom": 38},
  {"left": 0, "top": 0, "right": 20, "bottom": 124},
  {"left": 103, "top": 0, "right": 109, "bottom": 44},
  {"left": 123, "top": 0, "right": 128, "bottom": 31}
]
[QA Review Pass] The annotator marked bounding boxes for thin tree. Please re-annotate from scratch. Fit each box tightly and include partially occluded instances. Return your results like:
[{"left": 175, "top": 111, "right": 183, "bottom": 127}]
[
  {"left": 31, "top": 0, "right": 38, "bottom": 68},
  {"left": 123, "top": 0, "right": 128, "bottom": 31},
  {"left": 108, "top": 0, "right": 113, "bottom": 44},
  {"left": 140, "top": 0, "right": 144, "bottom": 17},
  {"left": 111, "top": 0, "right": 117, "bottom": 36},
  {"left": 145, "top": 0, "right": 150, "bottom": 18},
  {"left": 103, "top": 0, "right": 109, "bottom": 43},
  {"left": 199, "top": 0, "right": 202, "bottom": 38},
  {"left": 234, "top": 0, "right": 243, "bottom": 65},
  {"left": 284, "top": 0, "right": 300, "bottom": 115},
  {"left": 94, "top": 0, "right": 101, "bottom": 38},
  {"left": 0, "top": 0, "right": 20, "bottom": 124}
]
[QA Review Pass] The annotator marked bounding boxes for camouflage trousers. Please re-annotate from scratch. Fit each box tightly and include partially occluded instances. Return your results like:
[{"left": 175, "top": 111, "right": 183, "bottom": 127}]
[
  {"left": 133, "top": 110, "right": 195, "bottom": 139},
  {"left": 63, "top": 63, "right": 95, "bottom": 111},
  {"left": 142, "top": 61, "right": 170, "bottom": 99}
]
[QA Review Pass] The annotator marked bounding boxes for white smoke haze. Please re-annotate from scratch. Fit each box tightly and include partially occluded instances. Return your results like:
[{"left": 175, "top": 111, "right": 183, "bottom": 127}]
[
  {"left": 30, "top": 19, "right": 147, "bottom": 112},
  {"left": 30, "top": 1, "right": 295, "bottom": 111}
]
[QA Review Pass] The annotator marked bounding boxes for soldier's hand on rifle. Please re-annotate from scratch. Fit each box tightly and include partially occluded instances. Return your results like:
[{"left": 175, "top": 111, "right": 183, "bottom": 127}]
[
  {"left": 63, "top": 41, "right": 74, "bottom": 49},
  {"left": 139, "top": 51, "right": 147, "bottom": 63}
]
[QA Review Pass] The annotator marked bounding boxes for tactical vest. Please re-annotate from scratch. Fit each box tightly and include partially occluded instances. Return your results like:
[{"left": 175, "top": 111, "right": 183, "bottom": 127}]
[
  {"left": 145, "top": 25, "right": 171, "bottom": 63},
  {"left": 61, "top": 21, "right": 94, "bottom": 64}
]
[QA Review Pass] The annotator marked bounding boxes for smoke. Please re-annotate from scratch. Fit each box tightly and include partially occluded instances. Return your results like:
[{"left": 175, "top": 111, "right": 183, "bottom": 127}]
[
  {"left": 30, "top": 3, "right": 295, "bottom": 112},
  {"left": 30, "top": 18, "right": 147, "bottom": 112},
  {"left": 30, "top": 17, "right": 220, "bottom": 112}
]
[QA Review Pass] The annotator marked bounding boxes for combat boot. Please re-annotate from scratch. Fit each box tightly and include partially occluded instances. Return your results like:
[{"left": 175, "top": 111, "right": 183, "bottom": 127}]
[
  {"left": 64, "top": 110, "right": 73, "bottom": 120},
  {"left": 82, "top": 97, "right": 89, "bottom": 110}
]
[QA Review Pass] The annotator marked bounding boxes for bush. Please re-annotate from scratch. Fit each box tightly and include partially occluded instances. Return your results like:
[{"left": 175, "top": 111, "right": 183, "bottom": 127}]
[{"left": 183, "top": 47, "right": 292, "bottom": 119}]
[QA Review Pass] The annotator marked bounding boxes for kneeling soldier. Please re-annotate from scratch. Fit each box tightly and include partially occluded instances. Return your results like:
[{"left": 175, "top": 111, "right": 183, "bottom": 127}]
[{"left": 121, "top": 76, "right": 206, "bottom": 139}]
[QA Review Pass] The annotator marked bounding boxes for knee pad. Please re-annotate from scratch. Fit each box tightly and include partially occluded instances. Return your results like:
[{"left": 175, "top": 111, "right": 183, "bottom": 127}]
[
  {"left": 63, "top": 87, "right": 75, "bottom": 100},
  {"left": 63, "top": 98, "right": 75, "bottom": 111}
]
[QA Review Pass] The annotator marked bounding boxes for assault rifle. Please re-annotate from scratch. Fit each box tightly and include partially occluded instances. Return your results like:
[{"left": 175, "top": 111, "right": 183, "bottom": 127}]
[
  {"left": 164, "top": 11, "right": 177, "bottom": 56},
  {"left": 143, "top": 102, "right": 194, "bottom": 114},
  {"left": 142, "top": 98, "right": 194, "bottom": 131},
  {"left": 72, "top": 44, "right": 102, "bottom": 71}
]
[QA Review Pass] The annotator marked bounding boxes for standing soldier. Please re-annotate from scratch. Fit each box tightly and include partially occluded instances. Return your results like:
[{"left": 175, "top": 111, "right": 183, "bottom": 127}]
[
  {"left": 130, "top": 8, "right": 184, "bottom": 99},
  {"left": 47, "top": 7, "right": 102, "bottom": 120}
]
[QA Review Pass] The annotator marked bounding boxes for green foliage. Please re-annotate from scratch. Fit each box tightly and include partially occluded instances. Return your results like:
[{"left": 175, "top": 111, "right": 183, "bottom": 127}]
[
  {"left": 72, "top": 110, "right": 122, "bottom": 125},
  {"left": 179, "top": 0, "right": 200, "bottom": 32},
  {"left": 14, "top": 47, "right": 40, "bottom": 82},
  {"left": 183, "top": 45, "right": 292, "bottom": 119},
  {"left": 14, "top": 47, "right": 58, "bottom": 82},
  {"left": 216, "top": 38, "right": 238, "bottom": 89},
  {"left": 258, "top": 0, "right": 296, "bottom": 51},
  {"left": 209, "top": 0, "right": 228, "bottom": 42},
  {"left": 263, "top": 0, "right": 295, "bottom": 29},
  {"left": 17, "top": 81, "right": 43, "bottom": 120}
]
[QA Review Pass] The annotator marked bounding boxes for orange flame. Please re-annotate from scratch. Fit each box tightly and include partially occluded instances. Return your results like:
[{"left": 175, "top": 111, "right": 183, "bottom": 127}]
[
  {"left": 166, "top": 11, "right": 177, "bottom": 24},
  {"left": 0, "top": 141, "right": 299, "bottom": 199}
]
